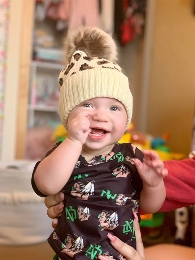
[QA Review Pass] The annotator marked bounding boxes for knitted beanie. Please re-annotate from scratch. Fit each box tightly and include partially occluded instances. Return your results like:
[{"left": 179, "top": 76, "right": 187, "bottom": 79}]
[{"left": 58, "top": 27, "right": 133, "bottom": 129}]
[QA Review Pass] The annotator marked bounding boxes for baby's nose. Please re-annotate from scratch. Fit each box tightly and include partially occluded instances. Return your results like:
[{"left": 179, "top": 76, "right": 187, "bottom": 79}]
[{"left": 92, "top": 110, "right": 108, "bottom": 122}]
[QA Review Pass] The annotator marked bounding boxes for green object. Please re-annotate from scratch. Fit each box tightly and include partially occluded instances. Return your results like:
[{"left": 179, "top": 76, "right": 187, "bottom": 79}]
[
  {"left": 140, "top": 212, "right": 164, "bottom": 228},
  {"left": 156, "top": 145, "right": 170, "bottom": 152},
  {"left": 57, "top": 137, "right": 66, "bottom": 142}
]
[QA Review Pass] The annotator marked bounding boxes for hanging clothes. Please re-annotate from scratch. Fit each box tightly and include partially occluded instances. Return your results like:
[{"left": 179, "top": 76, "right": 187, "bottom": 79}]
[
  {"left": 35, "top": 0, "right": 51, "bottom": 22},
  {"left": 46, "top": 0, "right": 71, "bottom": 22},
  {"left": 114, "top": 0, "right": 147, "bottom": 46},
  {"left": 120, "top": 0, "right": 136, "bottom": 45},
  {"left": 46, "top": 0, "right": 71, "bottom": 30},
  {"left": 68, "top": 0, "right": 99, "bottom": 29},
  {"left": 130, "top": 0, "right": 146, "bottom": 36}
]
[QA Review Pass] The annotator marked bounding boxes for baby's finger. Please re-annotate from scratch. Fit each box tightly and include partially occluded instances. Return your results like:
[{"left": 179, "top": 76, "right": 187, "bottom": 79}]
[
  {"left": 143, "top": 150, "right": 161, "bottom": 163},
  {"left": 78, "top": 111, "right": 94, "bottom": 119},
  {"left": 134, "top": 158, "right": 143, "bottom": 171},
  {"left": 143, "top": 149, "right": 158, "bottom": 157},
  {"left": 161, "top": 168, "right": 168, "bottom": 177}
]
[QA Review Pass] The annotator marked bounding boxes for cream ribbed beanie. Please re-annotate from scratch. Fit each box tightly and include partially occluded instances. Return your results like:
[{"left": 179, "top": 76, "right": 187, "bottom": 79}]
[{"left": 58, "top": 27, "right": 133, "bottom": 129}]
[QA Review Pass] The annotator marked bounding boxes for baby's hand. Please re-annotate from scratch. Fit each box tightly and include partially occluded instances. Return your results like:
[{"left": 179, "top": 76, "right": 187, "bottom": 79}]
[
  {"left": 67, "top": 111, "right": 93, "bottom": 144},
  {"left": 134, "top": 150, "right": 168, "bottom": 188}
]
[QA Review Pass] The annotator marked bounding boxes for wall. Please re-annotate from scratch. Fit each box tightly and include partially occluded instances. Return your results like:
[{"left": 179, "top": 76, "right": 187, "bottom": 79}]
[
  {"left": 118, "top": 37, "right": 145, "bottom": 130},
  {"left": 1, "top": 0, "right": 23, "bottom": 160},
  {"left": 146, "top": 0, "right": 195, "bottom": 156}
]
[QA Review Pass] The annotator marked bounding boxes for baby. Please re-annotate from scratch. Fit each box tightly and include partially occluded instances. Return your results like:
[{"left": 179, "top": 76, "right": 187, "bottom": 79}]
[{"left": 31, "top": 27, "right": 168, "bottom": 260}]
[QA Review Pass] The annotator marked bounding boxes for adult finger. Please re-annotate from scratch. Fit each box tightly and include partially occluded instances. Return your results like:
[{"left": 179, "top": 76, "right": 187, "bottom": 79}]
[
  {"left": 44, "top": 192, "right": 64, "bottom": 208},
  {"left": 98, "top": 214, "right": 146, "bottom": 260},
  {"left": 52, "top": 218, "right": 59, "bottom": 229},
  {"left": 98, "top": 234, "right": 145, "bottom": 260},
  {"left": 133, "top": 215, "right": 145, "bottom": 259},
  {"left": 44, "top": 192, "right": 64, "bottom": 219},
  {"left": 47, "top": 202, "right": 64, "bottom": 219}
]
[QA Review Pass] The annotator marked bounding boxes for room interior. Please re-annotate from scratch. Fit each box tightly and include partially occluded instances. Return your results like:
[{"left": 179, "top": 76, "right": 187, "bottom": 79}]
[{"left": 0, "top": 0, "right": 195, "bottom": 259}]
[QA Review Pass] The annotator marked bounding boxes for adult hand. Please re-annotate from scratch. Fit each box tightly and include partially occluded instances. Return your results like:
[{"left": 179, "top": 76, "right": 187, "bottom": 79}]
[
  {"left": 98, "top": 213, "right": 146, "bottom": 260},
  {"left": 44, "top": 192, "right": 64, "bottom": 229}
]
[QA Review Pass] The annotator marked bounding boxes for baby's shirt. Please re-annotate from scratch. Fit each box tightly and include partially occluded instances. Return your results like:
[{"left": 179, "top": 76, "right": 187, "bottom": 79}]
[{"left": 32, "top": 143, "right": 143, "bottom": 260}]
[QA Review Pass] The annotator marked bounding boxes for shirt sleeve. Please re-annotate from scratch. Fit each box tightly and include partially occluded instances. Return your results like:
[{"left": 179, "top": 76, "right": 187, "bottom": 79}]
[
  {"left": 159, "top": 156, "right": 195, "bottom": 211},
  {"left": 131, "top": 146, "right": 144, "bottom": 200},
  {"left": 31, "top": 141, "right": 62, "bottom": 197}
]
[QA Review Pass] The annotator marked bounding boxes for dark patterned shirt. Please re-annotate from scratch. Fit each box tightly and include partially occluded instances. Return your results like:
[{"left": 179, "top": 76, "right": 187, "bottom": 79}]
[{"left": 31, "top": 142, "right": 143, "bottom": 260}]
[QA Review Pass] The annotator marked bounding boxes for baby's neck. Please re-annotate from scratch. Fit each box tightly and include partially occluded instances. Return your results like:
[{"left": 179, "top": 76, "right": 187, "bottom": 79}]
[{"left": 81, "top": 144, "right": 115, "bottom": 162}]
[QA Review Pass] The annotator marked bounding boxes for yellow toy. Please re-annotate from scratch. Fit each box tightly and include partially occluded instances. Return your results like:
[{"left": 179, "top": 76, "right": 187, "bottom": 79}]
[{"left": 51, "top": 124, "right": 67, "bottom": 142}]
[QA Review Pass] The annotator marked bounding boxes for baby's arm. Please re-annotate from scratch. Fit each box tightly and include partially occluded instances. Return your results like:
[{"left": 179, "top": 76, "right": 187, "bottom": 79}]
[
  {"left": 34, "top": 111, "right": 92, "bottom": 195},
  {"left": 134, "top": 150, "right": 168, "bottom": 214}
]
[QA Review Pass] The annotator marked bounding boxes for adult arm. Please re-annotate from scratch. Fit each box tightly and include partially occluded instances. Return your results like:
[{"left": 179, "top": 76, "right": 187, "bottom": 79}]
[{"left": 160, "top": 156, "right": 195, "bottom": 211}]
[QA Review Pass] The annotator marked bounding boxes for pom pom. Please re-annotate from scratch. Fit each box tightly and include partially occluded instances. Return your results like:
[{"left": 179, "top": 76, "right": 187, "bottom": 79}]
[{"left": 64, "top": 27, "right": 117, "bottom": 63}]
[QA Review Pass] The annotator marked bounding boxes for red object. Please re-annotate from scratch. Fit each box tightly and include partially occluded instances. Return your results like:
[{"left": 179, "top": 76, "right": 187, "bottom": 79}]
[
  {"left": 120, "top": 0, "right": 135, "bottom": 45},
  {"left": 120, "top": 19, "right": 135, "bottom": 45},
  {"left": 160, "top": 156, "right": 195, "bottom": 211}
]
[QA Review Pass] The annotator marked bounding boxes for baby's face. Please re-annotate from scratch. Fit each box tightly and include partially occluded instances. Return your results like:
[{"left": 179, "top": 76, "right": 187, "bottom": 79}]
[{"left": 68, "top": 97, "right": 127, "bottom": 155}]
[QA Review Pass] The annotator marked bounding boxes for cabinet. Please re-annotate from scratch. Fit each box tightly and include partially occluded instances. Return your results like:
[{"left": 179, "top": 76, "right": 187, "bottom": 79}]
[{"left": 28, "top": 61, "right": 63, "bottom": 128}]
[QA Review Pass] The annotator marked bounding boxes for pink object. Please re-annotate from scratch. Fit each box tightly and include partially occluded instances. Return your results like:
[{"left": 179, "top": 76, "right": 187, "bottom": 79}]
[
  {"left": 68, "top": 0, "right": 99, "bottom": 29},
  {"left": 47, "top": 0, "right": 71, "bottom": 21}
]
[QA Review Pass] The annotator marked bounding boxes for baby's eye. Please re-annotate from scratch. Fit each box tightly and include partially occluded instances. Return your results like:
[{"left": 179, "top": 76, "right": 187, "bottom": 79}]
[
  {"left": 110, "top": 106, "right": 119, "bottom": 111},
  {"left": 82, "top": 102, "right": 93, "bottom": 108}
]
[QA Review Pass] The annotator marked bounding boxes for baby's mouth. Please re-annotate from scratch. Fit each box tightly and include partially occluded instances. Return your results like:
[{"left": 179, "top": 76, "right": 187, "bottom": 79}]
[
  {"left": 88, "top": 128, "right": 108, "bottom": 140},
  {"left": 90, "top": 128, "right": 107, "bottom": 136}
]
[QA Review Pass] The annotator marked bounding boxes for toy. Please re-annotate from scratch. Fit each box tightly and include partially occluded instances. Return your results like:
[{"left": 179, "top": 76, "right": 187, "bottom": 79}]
[
  {"left": 51, "top": 124, "right": 67, "bottom": 142},
  {"left": 174, "top": 207, "right": 190, "bottom": 245}
]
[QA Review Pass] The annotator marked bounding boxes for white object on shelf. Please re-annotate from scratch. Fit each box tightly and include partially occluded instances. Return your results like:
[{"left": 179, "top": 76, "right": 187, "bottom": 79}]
[{"left": 35, "top": 47, "right": 65, "bottom": 63}]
